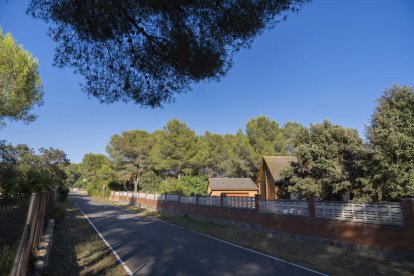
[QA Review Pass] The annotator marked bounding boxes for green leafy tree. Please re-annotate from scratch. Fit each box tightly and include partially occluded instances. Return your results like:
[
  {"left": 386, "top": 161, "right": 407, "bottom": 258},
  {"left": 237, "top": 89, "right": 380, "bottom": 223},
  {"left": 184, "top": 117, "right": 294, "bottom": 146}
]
[
  {"left": 0, "top": 141, "right": 18, "bottom": 208},
  {"left": 282, "top": 121, "right": 303, "bottom": 155},
  {"left": 65, "top": 163, "right": 81, "bottom": 186},
  {"left": 225, "top": 130, "right": 257, "bottom": 177},
  {"left": 139, "top": 170, "right": 162, "bottom": 193},
  {"left": 159, "top": 175, "right": 208, "bottom": 196},
  {"left": 79, "top": 153, "right": 110, "bottom": 183},
  {"left": 0, "top": 29, "right": 43, "bottom": 126},
  {"left": 0, "top": 142, "right": 70, "bottom": 207},
  {"left": 191, "top": 132, "right": 233, "bottom": 177},
  {"left": 282, "top": 121, "right": 367, "bottom": 200},
  {"left": 106, "top": 130, "right": 154, "bottom": 191},
  {"left": 366, "top": 85, "right": 414, "bottom": 201},
  {"left": 151, "top": 119, "right": 198, "bottom": 176},
  {"left": 28, "top": 1, "right": 308, "bottom": 107},
  {"left": 246, "top": 116, "right": 285, "bottom": 157}
]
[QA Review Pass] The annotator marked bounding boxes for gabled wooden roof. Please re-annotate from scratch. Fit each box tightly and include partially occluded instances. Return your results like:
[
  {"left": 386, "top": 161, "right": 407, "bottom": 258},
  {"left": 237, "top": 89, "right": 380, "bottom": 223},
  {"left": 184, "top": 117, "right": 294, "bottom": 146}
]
[
  {"left": 208, "top": 178, "right": 258, "bottom": 191},
  {"left": 263, "top": 156, "right": 296, "bottom": 180},
  {"left": 257, "top": 156, "right": 297, "bottom": 183}
]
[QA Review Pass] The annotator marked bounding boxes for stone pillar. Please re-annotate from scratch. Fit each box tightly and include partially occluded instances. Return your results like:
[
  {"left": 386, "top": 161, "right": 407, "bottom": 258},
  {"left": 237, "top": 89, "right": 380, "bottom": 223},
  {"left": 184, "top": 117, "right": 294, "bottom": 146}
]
[{"left": 401, "top": 198, "right": 414, "bottom": 230}]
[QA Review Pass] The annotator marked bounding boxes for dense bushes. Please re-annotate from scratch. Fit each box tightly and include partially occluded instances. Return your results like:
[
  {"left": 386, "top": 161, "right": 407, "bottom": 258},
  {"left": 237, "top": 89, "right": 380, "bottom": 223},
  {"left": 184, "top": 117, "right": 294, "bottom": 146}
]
[{"left": 159, "top": 176, "right": 208, "bottom": 196}]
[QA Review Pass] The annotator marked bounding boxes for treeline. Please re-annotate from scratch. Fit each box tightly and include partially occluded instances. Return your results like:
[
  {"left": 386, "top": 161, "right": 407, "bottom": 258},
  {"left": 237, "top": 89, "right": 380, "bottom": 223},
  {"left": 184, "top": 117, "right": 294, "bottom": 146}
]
[
  {"left": 73, "top": 85, "right": 414, "bottom": 202},
  {"left": 0, "top": 142, "right": 70, "bottom": 205},
  {"left": 282, "top": 85, "right": 414, "bottom": 202},
  {"left": 71, "top": 117, "right": 302, "bottom": 196}
]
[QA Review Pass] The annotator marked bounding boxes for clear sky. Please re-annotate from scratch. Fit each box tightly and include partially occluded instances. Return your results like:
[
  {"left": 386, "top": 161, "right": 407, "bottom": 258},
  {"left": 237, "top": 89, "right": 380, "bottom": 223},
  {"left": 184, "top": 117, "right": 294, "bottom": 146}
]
[{"left": 1, "top": 0, "right": 413, "bottom": 163}]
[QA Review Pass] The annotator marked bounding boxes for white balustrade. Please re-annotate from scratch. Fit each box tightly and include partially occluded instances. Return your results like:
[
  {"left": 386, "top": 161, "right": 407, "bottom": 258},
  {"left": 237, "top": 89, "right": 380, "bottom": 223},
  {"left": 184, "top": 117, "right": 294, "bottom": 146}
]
[
  {"left": 259, "top": 200, "right": 309, "bottom": 217},
  {"left": 315, "top": 202, "right": 403, "bottom": 225},
  {"left": 180, "top": 196, "right": 197, "bottom": 204},
  {"left": 198, "top": 196, "right": 221, "bottom": 206},
  {"left": 223, "top": 197, "right": 255, "bottom": 209}
]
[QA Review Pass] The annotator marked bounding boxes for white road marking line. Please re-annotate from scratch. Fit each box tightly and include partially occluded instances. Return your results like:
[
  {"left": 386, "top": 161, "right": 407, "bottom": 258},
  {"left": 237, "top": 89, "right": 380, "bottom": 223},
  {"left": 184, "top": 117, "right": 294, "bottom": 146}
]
[
  {"left": 71, "top": 197, "right": 134, "bottom": 276},
  {"left": 104, "top": 199, "right": 328, "bottom": 276}
]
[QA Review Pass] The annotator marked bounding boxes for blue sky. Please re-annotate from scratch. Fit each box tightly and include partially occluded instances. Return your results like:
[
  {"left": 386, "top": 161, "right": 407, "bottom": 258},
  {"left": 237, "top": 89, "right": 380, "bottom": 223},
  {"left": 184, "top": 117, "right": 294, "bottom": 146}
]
[{"left": 1, "top": 0, "right": 413, "bottom": 163}]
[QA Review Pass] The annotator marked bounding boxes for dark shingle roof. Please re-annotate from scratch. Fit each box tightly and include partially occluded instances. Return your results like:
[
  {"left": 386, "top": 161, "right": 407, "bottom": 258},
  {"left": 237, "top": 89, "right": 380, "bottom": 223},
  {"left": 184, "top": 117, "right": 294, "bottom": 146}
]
[
  {"left": 263, "top": 156, "right": 297, "bottom": 180},
  {"left": 208, "top": 178, "right": 258, "bottom": 191}
]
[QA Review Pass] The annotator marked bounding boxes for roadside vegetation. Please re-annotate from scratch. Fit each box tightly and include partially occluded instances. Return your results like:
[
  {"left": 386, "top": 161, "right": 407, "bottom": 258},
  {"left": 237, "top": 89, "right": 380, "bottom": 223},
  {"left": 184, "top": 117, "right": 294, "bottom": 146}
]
[
  {"left": 74, "top": 86, "right": 414, "bottom": 203},
  {"left": 106, "top": 200, "right": 414, "bottom": 276},
  {"left": 44, "top": 198, "right": 126, "bottom": 276}
]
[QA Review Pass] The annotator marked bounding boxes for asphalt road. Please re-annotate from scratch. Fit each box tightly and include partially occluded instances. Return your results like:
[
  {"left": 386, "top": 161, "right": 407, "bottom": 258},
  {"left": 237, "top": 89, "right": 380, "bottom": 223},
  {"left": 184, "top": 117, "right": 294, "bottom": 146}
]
[{"left": 71, "top": 195, "right": 326, "bottom": 276}]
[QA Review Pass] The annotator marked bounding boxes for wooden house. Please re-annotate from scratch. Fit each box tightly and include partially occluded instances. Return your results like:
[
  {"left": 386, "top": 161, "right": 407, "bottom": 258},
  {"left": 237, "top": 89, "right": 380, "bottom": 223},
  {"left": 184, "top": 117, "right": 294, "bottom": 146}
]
[
  {"left": 256, "top": 156, "right": 297, "bottom": 200},
  {"left": 207, "top": 178, "right": 258, "bottom": 197}
]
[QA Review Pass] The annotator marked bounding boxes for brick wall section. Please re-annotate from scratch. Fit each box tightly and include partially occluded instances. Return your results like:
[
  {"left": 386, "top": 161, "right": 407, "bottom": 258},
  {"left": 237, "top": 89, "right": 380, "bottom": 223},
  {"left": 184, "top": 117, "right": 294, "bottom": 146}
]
[{"left": 112, "top": 195, "right": 414, "bottom": 253}]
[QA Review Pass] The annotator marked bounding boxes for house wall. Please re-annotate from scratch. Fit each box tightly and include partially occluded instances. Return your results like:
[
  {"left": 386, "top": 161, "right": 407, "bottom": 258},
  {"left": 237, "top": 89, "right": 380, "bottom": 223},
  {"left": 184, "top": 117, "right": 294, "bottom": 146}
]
[
  {"left": 265, "top": 165, "right": 276, "bottom": 200},
  {"left": 209, "top": 190, "right": 257, "bottom": 197}
]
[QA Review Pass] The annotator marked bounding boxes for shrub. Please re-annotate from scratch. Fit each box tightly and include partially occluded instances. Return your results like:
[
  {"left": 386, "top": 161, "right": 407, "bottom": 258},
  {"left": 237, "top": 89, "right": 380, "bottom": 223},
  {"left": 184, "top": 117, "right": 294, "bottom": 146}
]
[{"left": 57, "top": 186, "right": 69, "bottom": 202}]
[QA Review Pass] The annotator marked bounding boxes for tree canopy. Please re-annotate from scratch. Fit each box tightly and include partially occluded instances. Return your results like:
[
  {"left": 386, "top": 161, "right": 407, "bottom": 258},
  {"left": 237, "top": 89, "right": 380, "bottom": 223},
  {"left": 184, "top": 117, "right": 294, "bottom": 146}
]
[
  {"left": 75, "top": 117, "right": 301, "bottom": 195},
  {"left": 366, "top": 85, "right": 414, "bottom": 200},
  {"left": 0, "top": 141, "right": 69, "bottom": 202},
  {"left": 0, "top": 28, "right": 43, "bottom": 126},
  {"left": 281, "top": 121, "right": 367, "bottom": 200},
  {"left": 28, "top": 0, "right": 308, "bottom": 107}
]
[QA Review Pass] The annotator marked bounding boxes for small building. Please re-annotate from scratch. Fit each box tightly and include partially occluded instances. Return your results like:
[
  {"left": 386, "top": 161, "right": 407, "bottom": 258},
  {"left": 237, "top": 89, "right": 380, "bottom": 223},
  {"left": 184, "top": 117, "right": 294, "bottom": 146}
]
[
  {"left": 256, "top": 156, "right": 297, "bottom": 200},
  {"left": 208, "top": 178, "right": 258, "bottom": 197}
]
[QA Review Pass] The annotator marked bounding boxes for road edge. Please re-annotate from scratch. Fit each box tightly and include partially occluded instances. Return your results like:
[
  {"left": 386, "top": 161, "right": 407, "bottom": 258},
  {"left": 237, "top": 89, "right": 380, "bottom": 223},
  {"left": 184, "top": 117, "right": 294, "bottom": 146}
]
[{"left": 71, "top": 196, "right": 134, "bottom": 276}]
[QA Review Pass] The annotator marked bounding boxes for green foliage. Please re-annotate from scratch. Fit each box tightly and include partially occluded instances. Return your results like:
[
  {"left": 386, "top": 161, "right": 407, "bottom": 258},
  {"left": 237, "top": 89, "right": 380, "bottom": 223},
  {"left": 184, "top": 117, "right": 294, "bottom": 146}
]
[
  {"left": 366, "top": 85, "right": 414, "bottom": 201},
  {"left": 281, "top": 121, "right": 367, "bottom": 200},
  {"left": 191, "top": 132, "right": 233, "bottom": 177},
  {"left": 79, "top": 153, "right": 116, "bottom": 195},
  {"left": 159, "top": 175, "right": 208, "bottom": 196},
  {"left": 0, "top": 28, "right": 43, "bottom": 126},
  {"left": 58, "top": 186, "right": 69, "bottom": 202},
  {"left": 225, "top": 130, "right": 257, "bottom": 177},
  {"left": 246, "top": 116, "right": 285, "bottom": 157},
  {"left": 150, "top": 119, "right": 198, "bottom": 176},
  {"left": 28, "top": 1, "right": 308, "bottom": 107},
  {"left": 282, "top": 121, "right": 303, "bottom": 155},
  {"left": 139, "top": 171, "right": 162, "bottom": 193},
  {"left": 65, "top": 163, "right": 80, "bottom": 186},
  {"left": 0, "top": 141, "right": 70, "bottom": 203},
  {"left": 79, "top": 153, "right": 111, "bottom": 183},
  {"left": 106, "top": 130, "right": 154, "bottom": 181},
  {"left": 80, "top": 116, "right": 303, "bottom": 195}
]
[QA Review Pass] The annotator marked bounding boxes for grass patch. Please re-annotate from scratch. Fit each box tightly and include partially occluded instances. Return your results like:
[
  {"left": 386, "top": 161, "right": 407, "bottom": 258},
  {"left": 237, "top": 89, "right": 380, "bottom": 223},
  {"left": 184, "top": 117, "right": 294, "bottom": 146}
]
[
  {"left": 103, "top": 198, "right": 414, "bottom": 276},
  {"left": 44, "top": 199, "right": 127, "bottom": 276}
]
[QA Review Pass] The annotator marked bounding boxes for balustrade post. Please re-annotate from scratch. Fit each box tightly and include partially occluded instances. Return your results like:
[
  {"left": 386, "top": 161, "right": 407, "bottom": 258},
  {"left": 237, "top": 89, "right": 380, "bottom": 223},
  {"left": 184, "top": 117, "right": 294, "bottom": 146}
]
[
  {"left": 220, "top": 194, "right": 224, "bottom": 207},
  {"left": 401, "top": 198, "right": 414, "bottom": 230},
  {"left": 307, "top": 197, "right": 316, "bottom": 218},
  {"left": 255, "top": 194, "right": 261, "bottom": 213},
  {"left": 196, "top": 195, "right": 199, "bottom": 206}
]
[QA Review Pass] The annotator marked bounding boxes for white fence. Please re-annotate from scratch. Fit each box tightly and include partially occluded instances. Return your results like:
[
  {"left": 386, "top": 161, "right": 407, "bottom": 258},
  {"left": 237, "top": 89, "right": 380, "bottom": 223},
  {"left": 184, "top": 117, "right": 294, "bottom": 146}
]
[
  {"left": 110, "top": 191, "right": 405, "bottom": 226},
  {"left": 315, "top": 201, "right": 403, "bottom": 225},
  {"left": 223, "top": 196, "right": 255, "bottom": 209},
  {"left": 180, "top": 196, "right": 197, "bottom": 204},
  {"left": 259, "top": 200, "right": 309, "bottom": 217},
  {"left": 166, "top": 194, "right": 179, "bottom": 202},
  {"left": 198, "top": 196, "right": 221, "bottom": 207}
]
